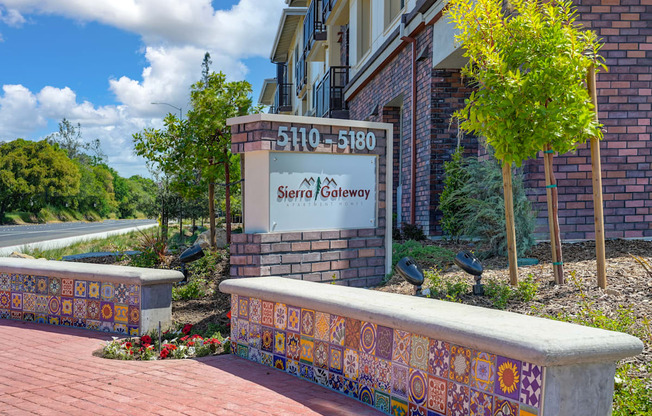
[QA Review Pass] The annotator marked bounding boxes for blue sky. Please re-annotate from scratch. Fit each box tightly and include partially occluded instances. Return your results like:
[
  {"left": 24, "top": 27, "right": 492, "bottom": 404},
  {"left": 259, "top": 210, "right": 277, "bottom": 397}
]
[{"left": 0, "top": 0, "right": 285, "bottom": 177}]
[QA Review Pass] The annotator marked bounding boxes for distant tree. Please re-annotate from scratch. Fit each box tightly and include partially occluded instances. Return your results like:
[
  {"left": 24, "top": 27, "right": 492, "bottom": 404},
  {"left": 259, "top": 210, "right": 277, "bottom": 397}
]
[
  {"left": 0, "top": 139, "right": 80, "bottom": 223},
  {"left": 47, "top": 118, "right": 106, "bottom": 163}
]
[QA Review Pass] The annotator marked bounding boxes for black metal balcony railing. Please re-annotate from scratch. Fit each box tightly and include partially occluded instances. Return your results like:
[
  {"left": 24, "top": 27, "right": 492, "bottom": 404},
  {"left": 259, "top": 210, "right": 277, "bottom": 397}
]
[
  {"left": 314, "top": 66, "right": 349, "bottom": 118},
  {"left": 273, "top": 83, "right": 293, "bottom": 113},
  {"left": 304, "top": 0, "right": 327, "bottom": 56},
  {"left": 295, "top": 54, "right": 307, "bottom": 95},
  {"left": 322, "top": 0, "right": 338, "bottom": 24}
]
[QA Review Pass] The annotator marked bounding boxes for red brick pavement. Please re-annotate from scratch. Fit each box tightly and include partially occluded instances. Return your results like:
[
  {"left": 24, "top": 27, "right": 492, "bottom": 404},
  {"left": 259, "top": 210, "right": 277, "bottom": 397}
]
[{"left": 0, "top": 320, "right": 382, "bottom": 415}]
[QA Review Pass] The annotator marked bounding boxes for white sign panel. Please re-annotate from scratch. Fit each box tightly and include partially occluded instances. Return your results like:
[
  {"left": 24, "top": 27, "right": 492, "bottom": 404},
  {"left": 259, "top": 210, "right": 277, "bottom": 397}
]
[{"left": 269, "top": 152, "right": 377, "bottom": 232}]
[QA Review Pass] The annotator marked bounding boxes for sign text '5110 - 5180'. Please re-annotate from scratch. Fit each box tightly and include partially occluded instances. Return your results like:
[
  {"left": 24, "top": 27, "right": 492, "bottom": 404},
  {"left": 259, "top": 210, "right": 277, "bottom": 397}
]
[{"left": 276, "top": 126, "right": 376, "bottom": 151}]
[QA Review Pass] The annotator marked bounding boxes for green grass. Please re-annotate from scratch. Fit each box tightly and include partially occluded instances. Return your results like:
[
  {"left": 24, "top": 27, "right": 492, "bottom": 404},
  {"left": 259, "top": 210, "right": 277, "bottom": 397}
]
[{"left": 392, "top": 240, "right": 455, "bottom": 270}]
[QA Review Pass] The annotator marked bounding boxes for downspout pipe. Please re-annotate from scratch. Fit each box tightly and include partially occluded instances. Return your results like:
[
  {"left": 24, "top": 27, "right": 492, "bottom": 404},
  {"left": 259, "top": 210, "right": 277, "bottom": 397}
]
[{"left": 401, "top": 33, "right": 417, "bottom": 225}]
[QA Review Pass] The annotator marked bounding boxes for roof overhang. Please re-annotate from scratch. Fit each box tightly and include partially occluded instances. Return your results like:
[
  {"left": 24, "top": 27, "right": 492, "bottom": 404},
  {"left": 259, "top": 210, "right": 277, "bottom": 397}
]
[
  {"left": 286, "top": 0, "right": 308, "bottom": 6},
  {"left": 271, "top": 7, "right": 307, "bottom": 63},
  {"left": 258, "top": 78, "right": 277, "bottom": 106}
]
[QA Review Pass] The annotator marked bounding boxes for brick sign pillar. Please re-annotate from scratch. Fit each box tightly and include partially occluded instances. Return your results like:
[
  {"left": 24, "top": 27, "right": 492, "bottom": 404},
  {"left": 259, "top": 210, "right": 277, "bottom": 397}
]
[{"left": 226, "top": 114, "right": 392, "bottom": 287}]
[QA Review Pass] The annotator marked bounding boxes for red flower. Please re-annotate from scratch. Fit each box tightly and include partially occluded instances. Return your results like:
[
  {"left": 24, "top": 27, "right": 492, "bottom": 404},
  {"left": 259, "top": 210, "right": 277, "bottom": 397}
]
[
  {"left": 160, "top": 349, "right": 169, "bottom": 359},
  {"left": 140, "top": 335, "right": 152, "bottom": 345},
  {"left": 191, "top": 335, "right": 203, "bottom": 340},
  {"left": 188, "top": 341, "right": 195, "bottom": 346},
  {"left": 180, "top": 336, "right": 189, "bottom": 342},
  {"left": 181, "top": 324, "right": 193, "bottom": 335},
  {"left": 227, "top": 311, "right": 231, "bottom": 319},
  {"left": 124, "top": 342, "right": 132, "bottom": 350}
]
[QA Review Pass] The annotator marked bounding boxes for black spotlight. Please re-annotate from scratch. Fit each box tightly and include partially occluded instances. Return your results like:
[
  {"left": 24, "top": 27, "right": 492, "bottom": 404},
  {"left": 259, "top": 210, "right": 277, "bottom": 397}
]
[
  {"left": 177, "top": 244, "right": 205, "bottom": 285},
  {"left": 454, "top": 251, "right": 484, "bottom": 295},
  {"left": 395, "top": 256, "right": 425, "bottom": 295}
]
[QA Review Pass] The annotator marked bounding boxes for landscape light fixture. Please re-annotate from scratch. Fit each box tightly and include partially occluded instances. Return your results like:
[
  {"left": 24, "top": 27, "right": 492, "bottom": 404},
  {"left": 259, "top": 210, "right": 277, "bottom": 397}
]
[
  {"left": 454, "top": 251, "right": 484, "bottom": 295},
  {"left": 395, "top": 256, "right": 425, "bottom": 296}
]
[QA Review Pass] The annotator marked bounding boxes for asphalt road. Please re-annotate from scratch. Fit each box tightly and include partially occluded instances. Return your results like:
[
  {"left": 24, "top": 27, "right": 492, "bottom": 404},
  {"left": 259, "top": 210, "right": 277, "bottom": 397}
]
[{"left": 0, "top": 219, "right": 157, "bottom": 248}]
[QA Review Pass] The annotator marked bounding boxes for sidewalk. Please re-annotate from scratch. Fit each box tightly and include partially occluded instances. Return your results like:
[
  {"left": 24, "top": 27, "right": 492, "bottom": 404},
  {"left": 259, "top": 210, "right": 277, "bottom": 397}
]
[{"left": 0, "top": 320, "right": 382, "bottom": 415}]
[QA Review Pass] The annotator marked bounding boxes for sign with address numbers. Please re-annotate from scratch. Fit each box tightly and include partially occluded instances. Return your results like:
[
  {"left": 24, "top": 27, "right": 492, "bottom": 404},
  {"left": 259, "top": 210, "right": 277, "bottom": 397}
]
[{"left": 277, "top": 126, "right": 377, "bottom": 151}]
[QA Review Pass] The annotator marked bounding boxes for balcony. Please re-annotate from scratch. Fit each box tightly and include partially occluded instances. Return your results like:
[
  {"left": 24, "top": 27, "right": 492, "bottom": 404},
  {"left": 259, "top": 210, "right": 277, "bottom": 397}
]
[
  {"left": 322, "top": 0, "right": 338, "bottom": 24},
  {"left": 303, "top": 0, "right": 327, "bottom": 59},
  {"left": 273, "top": 83, "right": 293, "bottom": 114},
  {"left": 314, "top": 66, "right": 349, "bottom": 119},
  {"left": 295, "top": 53, "right": 307, "bottom": 97}
]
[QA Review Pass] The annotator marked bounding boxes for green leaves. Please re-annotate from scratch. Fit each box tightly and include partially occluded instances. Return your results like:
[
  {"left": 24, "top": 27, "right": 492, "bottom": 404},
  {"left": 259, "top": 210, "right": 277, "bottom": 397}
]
[{"left": 447, "top": 0, "right": 605, "bottom": 165}]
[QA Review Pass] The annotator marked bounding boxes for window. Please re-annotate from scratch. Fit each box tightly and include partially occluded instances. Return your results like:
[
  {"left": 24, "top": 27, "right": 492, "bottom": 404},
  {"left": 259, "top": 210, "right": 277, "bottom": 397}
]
[
  {"left": 357, "top": 0, "right": 371, "bottom": 61},
  {"left": 384, "top": 0, "right": 404, "bottom": 29}
]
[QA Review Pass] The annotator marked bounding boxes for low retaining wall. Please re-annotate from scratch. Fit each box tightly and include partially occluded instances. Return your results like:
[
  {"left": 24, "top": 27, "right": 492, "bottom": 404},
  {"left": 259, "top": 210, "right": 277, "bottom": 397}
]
[
  {"left": 0, "top": 258, "right": 183, "bottom": 336},
  {"left": 220, "top": 277, "right": 643, "bottom": 416}
]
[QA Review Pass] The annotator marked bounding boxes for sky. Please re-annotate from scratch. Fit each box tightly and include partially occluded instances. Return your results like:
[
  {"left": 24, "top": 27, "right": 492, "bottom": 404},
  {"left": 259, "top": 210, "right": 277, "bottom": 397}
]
[{"left": 0, "top": 0, "right": 286, "bottom": 178}]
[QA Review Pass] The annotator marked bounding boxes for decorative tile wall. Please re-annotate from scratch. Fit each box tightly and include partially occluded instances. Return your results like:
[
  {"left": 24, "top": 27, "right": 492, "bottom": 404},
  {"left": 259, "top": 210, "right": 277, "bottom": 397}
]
[
  {"left": 0, "top": 272, "right": 141, "bottom": 335},
  {"left": 231, "top": 294, "right": 544, "bottom": 416}
]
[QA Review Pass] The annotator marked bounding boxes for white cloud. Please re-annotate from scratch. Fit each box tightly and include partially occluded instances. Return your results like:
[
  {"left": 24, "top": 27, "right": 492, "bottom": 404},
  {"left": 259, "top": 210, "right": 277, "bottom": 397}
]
[
  {"left": 0, "top": 85, "right": 46, "bottom": 138},
  {"left": 0, "top": 7, "right": 26, "bottom": 27}
]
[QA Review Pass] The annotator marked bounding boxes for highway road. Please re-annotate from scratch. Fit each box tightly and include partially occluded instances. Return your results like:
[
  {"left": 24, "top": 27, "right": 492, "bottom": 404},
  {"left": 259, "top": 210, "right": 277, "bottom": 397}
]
[{"left": 0, "top": 219, "right": 157, "bottom": 250}]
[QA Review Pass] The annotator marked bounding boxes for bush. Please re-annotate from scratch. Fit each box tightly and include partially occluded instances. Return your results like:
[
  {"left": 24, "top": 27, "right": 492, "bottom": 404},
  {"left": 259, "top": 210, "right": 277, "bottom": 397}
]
[
  {"left": 483, "top": 274, "right": 539, "bottom": 309},
  {"left": 439, "top": 146, "right": 471, "bottom": 240},
  {"left": 424, "top": 269, "right": 470, "bottom": 302},
  {"left": 172, "top": 278, "right": 210, "bottom": 301},
  {"left": 400, "top": 223, "right": 425, "bottom": 241},
  {"left": 392, "top": 240, "right": 455, "bottom": 270}
]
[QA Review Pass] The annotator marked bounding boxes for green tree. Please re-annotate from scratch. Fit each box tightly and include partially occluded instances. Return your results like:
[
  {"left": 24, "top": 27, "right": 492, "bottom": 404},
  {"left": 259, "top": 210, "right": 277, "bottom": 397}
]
[{"left": 0, "top": 139, "right": 80, "bottom": 223}]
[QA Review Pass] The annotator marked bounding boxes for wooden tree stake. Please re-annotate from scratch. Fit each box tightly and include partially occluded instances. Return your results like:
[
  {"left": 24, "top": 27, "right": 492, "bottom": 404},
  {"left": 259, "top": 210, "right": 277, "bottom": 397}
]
[
  {"left": 502, "top": 162, "right": 519, "bottom": 286},
  {"left": 588, "top": 65, "right": 607, "bottom": 289},
  {"left": 543, "top": 144, "right": 565, "bottom": 284}
]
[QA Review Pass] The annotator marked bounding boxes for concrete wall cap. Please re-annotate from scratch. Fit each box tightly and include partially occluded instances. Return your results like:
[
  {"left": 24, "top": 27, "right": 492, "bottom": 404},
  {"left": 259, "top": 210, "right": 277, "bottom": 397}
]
[
  {"left": 0, "top": 258, "right": 184, "bottom": 286},
  {"left": 220, "top": 277, "right": 644, "bottom": 367}
]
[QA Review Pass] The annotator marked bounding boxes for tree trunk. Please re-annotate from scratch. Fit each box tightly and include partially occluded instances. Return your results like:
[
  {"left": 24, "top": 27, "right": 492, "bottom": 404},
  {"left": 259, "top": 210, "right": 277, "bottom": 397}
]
[
  {"left": 502, "top": 162, "right": 519, "bottom": 286},
  {"left": 224, "top": 150, "right": 232, "bottom": 245},
  {"left": 209, "top": 182, "right": 216, "bottom": 250},
  {"left": 179, "top": 215, "right": 183, "bottom": 244},
  {"left": 543, "top": 144, "right": 564, "bottom": 284}
]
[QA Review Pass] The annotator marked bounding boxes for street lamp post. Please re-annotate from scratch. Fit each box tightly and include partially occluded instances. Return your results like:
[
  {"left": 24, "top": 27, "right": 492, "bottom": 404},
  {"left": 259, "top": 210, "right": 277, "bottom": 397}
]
[{"left": 151, "top": 102, "right": 183, "bottom": 120}]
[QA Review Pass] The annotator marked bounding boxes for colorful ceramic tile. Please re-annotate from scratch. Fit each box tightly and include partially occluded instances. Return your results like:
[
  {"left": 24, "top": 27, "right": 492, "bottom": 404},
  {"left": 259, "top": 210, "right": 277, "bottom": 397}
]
[
  {"left": 22, "top": 275, "right": 36, "bottom": 293},
  {"left": 36, "top": 277, "right": 48, "bottom": 294},
  {"left": 23, "top": 293, "right": 36, "bottom": 312},
  {"left": 0, "top": 274, "right": 9, "bottom": 291},
  {"left": 329, "top": 373, "right": 345, "bottom": 392},
  {"left": 230, "top": 317, "right": 238, "bottom": 340},
  {"left": 299, "top": 336, "right": 314, "bottom": 364},
  {"left": 128, "top": 305, "right": 140, "bottom": 325},
  {"left": 248, "top": 347, "right": 262, "bottom": 364},
  {"left": 11, "top": 311, "right": 22, "bottom": 320},
  {"left": 375, "top": 391, "right": 391, "bottom": 413},
  {"left": 410, "top": 335, "right": 429, "bottom": 371},
  {"left": 61, "top": 278, "right": 74, "bottom": 297},
  {"left": 0, "top": 291, "right": 9, "bottom": 309},
  {"left": 34, "top": 313, "right": 46, "bottom": 323},
  {"left": 74, "top": 280, "right": 87, "bottom": 298},
  {"left": 330, "top": 345, "right": 343, "bottom": 374},
  {"left": 48, "top": 296, "right": 61, "bottom": 315},
  {"left": 238, "top": 319, "right": 249, "bottom": 343},
  {"left": 314, "top": 340, "right": 329, "bottom": 369},
  {"left": 409, "top": 369, "right": 427, "bottom": 405},
  {"left": 392, "top": 363, "right": 409, "bottom": 399},
  {"left": 449, "top": 345, "right": 471, "bottom": 384},
  {"left": 128, "top": 326, "right": 139, "bottom": 336},
  {"left": 359, "top": 352, "right": 376, "bottom": 388},
  {"left": 237, "top": 344, "right": 249, "bottom": 359},
  {"left": 360, "top": 322, "right": 377, "bottom": 354},
  {"left": 261, "top": 301, "right": 274, "bottom": 327},
  {"left": 286, "top": 359, "right": 299, "bottom": 376},
  {"left": 88, "top": 281, "right": 100, "bottom": 299},
  {"left": 344, "top": 317, "right": 361, "bottom": 349},
  {"left": 61, "top": 298, "right": 73, "bottom": 317},
  {"left": 248, "top": 323, "right": 261, "bottom": 349},
  {"left": 238, "top": 296, "right": 249, "bottom": 319},
  {"left": 62, "top": 316, "right": 75, "bottom": 326},
  {"left": 470, "top": 389, "right": 493, "bottom": 416},
  {"left": 391, "top": 397, "right": 408, "bottom": 416},
  {"left": 427, "top": 410, "right": 445, "bottom": 416},
  {"left": 230, "top": 294, "right": 238, "bottom": 315},
  {"left": 10, "top": 293, "right": 22, "bottom": 310},
  {"left": 314, "top": 367, "right": 329, "bottom": 386},
  {"left": 128, "top": 285, "right": 140, "bottom": 306},
  {"left": 87, "top": 300, "right": 100, "bottom": 320},
  {"left": 249, "top": 298, "right": 261, "bottom": 324},
  {"left": 314, "top": 311, "right": 330, "bottom": 341},
  {"left": 301, "top": 308, "right": 315, "bottom": 336},
  {"left": 114, "top": 284, "right": 128, "bottom": 304},
  {"left": 35, "top": 295, "right": 47, "bottom": 314},
  {"left": 286, "top": 332, "right": 300, "bottom": 360},
  {"left": 48, "top": 315, "right": 60, "bottom": 325},
  {"left": 113, "top": 323, "right": 127, "bottom": 334},
  {"left": 359, "top": 386, "right": 374, "bottom": 406},
  {"left": 300, "top": 363, "right": 314, "bottom": 381},
  {"left": 274, "top": 329, "right": 286, "bottom": 355},
  {"left": 331, "top": 315, "right": 346, "bottom": 345},
  {"left": 427, "top": 376, "right": 447, "bottom": 414},
  {"left": 101, "top": 282, "right": 114, "bottom": 301},
  {"left": 273, "top": 354, "right": 286, "bottom": 371},
  {"left": 23, "top": 312, "right": 35, "bottom": 322},
  {"left": 375, "top": 358, "right": 392, "bottom": 393},
  {"left": 375, "top": 325, "right": 394, "bottom": 360},
  {"left": 344, "top": 378, "right": 358, "bottom": 398},
  {"left": 428, "top": 340, "right": 450, "bottom": 379},
  {"left": 519, "top": 404, "right": 538, "bottom": 416},
  {"left": 494, "top": 398, "right": 518, "bottom": 416},
  {"left": 48, "top": 277, "right": 61, "bottom": 296},
  {"left": 71, "top": 317, "right": 84, "bottom": 327},
  {"left": 0, "top": 309, "right": 9, "bottom": 319},
  {"left": 86, "top": 319, "right": 100, "bottom": 330},
  {"left": 471, "top": 351, "right": 496, "bottom": 392},
  {"left": 261, "top": 327, "right": 274, "bottom": 352},
  {"left": 286, "top": 306, "right": 300, "bottom": 332},
  {"left": 344, "top": 348, "right": 359, "bottom": 380},
  {"left": 447, "top": 381, "right": 470, "bottom": 416},
  {"left": 519, "top": 362, "right": 542, "bottom": 408},
  {"left": 100, "top": 302, "right": 113, "bottom": 321},
  {"left": 494, "top": 356, "right": 521, "bottom": 401},
  {"left": 408, "top": 403, "right": 427, "bottom": 416},
  {"left": 274, "top": 303, "right": 287, "bottom": 329},
  {"left": 11, "top": 274, "right": 23, "bottom": 292}
]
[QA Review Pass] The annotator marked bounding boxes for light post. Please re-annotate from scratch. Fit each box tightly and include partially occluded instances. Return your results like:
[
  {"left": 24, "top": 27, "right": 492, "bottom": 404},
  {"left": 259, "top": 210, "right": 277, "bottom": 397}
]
[{"left": 151, "top": 102, "right": 183, "bottom": 120}]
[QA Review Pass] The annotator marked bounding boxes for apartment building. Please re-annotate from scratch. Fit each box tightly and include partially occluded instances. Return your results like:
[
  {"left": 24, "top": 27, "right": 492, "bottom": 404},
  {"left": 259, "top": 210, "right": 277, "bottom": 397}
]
[{"left": 259, "top": 0, "right": 652, "bottom": 240}]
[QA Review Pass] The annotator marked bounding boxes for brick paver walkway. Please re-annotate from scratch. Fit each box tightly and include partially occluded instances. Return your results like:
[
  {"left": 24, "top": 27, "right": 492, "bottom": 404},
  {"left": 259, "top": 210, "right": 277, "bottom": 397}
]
[{"left": 0, "top": 320, "right": 382, "bottom": 415}]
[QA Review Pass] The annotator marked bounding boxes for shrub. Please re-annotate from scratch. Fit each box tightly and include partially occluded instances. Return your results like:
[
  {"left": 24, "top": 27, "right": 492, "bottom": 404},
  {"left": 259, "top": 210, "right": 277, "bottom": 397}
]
[
  {"left": 401, "top": 223, "right": 426, "bottom": 241},
  {"left": 172, "top": 278, "right": 210, "bottom": 301},
  {"left": 392, "top": 240, "right": 455, "bottom": 270},
  {"left": 439, "top": 146, "right": 471, "bottom": 240},
  {"left": 424, "top": 269, "right": 470, "bottom": 302}
]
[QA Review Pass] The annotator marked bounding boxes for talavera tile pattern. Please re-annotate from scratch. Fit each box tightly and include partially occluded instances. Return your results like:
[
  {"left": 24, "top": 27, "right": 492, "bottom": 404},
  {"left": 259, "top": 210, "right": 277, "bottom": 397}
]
[
  {"left": 0, "top": 272, "right": 141, "bottom": 335},
  {"left": 230, "top": 294, "right": 544, "bottom": 416}
]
